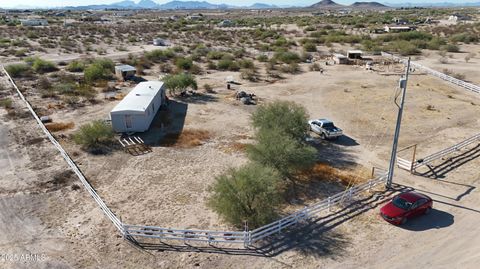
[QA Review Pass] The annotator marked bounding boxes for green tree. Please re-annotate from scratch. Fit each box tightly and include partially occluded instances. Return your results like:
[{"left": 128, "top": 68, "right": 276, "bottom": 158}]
[
  {"left": 251, "top": 101, "right": 309, "bottom": 141},
  {"left": 208, "top": 163, "right": 283, "bottom": 228},
  {"left": 247, "top": 129, "right": 316, "bottom": 179}
]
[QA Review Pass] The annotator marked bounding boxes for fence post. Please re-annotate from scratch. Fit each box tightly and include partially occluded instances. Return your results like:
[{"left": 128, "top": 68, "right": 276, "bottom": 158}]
[{"left": 244, "top": 221, "right": 249, "bottom": 248}]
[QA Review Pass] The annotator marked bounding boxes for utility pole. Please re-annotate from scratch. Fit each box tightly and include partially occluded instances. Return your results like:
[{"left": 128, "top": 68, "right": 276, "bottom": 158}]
[{"left": 386, "top": 58, "right": 411, "bottom": 189}]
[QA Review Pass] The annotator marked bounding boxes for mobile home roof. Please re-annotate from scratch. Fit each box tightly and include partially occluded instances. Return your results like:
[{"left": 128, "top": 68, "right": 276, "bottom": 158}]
[{"left": 111, "top": 81, "right": 164, "bottom": 114}]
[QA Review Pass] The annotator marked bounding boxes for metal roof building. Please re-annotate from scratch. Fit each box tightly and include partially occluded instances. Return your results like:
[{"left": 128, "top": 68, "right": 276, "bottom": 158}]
[{"left": 110, "top": 81, "right": 166, "bottom": 133}]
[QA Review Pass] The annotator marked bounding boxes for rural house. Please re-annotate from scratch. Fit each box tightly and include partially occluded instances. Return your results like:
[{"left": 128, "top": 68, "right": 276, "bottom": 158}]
[{"left": 110, "top": 81, "right": 166, "bottom": 133}]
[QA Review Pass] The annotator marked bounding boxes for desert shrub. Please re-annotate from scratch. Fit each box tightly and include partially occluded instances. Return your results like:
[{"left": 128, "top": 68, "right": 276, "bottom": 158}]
[
  {"left": 453, "top": 73, "right": 466, "bottom": 80},
  {"left": 238, "top": 59, "right": 255, "bottom": 69},
  {"left": 280, "top": 63, "right": 301, "bottom": 74},
  {"left": 206, "top": 50, "right": 226, "bottom": 60},
  {"left": 274, "top": 50, "right": 301, "bottom": 64},
  {"left": 163, "top": 73, "right": 197, "bottom": 95},
  {"left": 84, "top": 59, "right": 113, "bottom": 84},
  {"left": 66, "top": 60, "right": 85, "bottom": 72},
  {"left": 25, "top": 57, "right": 57, "bottom": 73},
  {"left": 303, "top": 42, "right": 317, "bottom": 52},
  {"left": 145, "top": 49, "right": 176, "bottom": 62},
  {"left": 175, "top": 57, "right": 193, "bottom": 70},
  {"left": 257, "top": 54, "right": 268, "bottom": 62},
  {"left": 240, "top": 69, "right": 259, "bottom": 82},
  {"left": 0, "top": 98, "right": 13, "bottom": 109},
  {"left": 73, "top": 120, "right": 115, "bottom": 152},
  {"left": 208, "top": 163, "right": 283, "bottom": 228},
  {"left": 5, "top": 63, "right": 31, "bottom": 77},
  {"left": 217, "top": 58, "right": 240, "bottom": 71},
  {"left": 465, "top": 52, "right": 476, "bottom": 63},
  {"left": 92, "top": 58, "right": 114, "bottom": 71},
  {"left": 441, "top": 44, "right": 459, "bottom": 53},
  {"left": 203, "top": 83, "right": 213, "bottom": 93}
]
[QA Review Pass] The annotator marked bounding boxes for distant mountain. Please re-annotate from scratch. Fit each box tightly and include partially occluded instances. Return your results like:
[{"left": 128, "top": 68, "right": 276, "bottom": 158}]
[
  {"left": 310, "top": 0, "right": 344, "bottom": 9},
  {"left": 351, "top": 2, "right": 388, "bottom": 8},
  {"left": 114, "top": 0, "right": 137, "bottom": 8},
  {"left": 137, "top": 0, "right": 158, "bottom": 8},
  {"left": 158, "top": 1, "right": 230, "bottom": 9},
  {"left": 249, "top": 3, "right": 278, "bottom": 9}
]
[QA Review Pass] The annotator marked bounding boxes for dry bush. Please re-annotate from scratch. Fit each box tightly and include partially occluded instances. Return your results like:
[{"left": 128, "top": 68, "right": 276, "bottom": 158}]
[
  {"left": 297, "top": 163, "right": 371, "bottom": 186},
  {"left": 160, "top": 129, "right": 211, "bottom": 148},
  {"left": 45, "top": 122, "right": 75, "bottom": 132}
]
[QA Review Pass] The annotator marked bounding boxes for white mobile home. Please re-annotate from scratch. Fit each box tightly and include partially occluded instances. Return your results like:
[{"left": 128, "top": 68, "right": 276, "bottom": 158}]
[{"left": 110, "top": 81, "right": 166, "bottom": 133}]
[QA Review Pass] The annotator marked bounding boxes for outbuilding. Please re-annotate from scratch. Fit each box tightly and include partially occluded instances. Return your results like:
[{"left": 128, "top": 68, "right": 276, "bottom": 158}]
[
  {"left": 110, "top": 81, "right": 166, "bottom": 133},
  {"left": 115, "top": 65, "right": 136, "bottom": 81},
  {"left": 347, "top": 50, "right": 363, "bottom": 59},
  {"left": 333, "top": 53, "right": 349, "bottom": 64}
]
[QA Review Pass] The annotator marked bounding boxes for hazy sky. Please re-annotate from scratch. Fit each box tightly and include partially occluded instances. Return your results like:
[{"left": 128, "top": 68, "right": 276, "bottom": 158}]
[{"left": 0, "top": 0, "right": 479, "bottom": 8}]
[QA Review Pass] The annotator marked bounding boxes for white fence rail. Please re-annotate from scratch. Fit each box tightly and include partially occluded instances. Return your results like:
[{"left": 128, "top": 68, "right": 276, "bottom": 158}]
[
  {"left": 413, "top": 133, "right": 480, "bottom": 170},
  {"left": 2, "top": 65, "right": 388, "bottom": 248},
  {"left": 381, "top": 52, "right": 480, "bottom": 95},
  {"left": 249, "top": 174, "right": 387, "bottom": 244},
  {"left": 397, "top": 157, "right": 413, "bottom": 172}
]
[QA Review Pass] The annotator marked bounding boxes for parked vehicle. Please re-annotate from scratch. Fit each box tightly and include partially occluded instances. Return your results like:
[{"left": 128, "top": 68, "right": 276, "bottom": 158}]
[
  {"left": 380, "top": 191, "right": 433, "bottom": 225},
  {"left": 308, "top": 119, "right": 343, "bottom": 140}
]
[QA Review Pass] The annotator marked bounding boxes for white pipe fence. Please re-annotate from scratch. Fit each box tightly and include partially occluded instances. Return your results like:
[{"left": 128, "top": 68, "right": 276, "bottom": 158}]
[
  {"left": 2, "top": 65, "right": 388, "bottom": 247},
  {"left": 413, "top": 133, "right": 480, "bottom": 170},
  {"left": 381, "top": 52, "right": 480, "bottom": 95}
]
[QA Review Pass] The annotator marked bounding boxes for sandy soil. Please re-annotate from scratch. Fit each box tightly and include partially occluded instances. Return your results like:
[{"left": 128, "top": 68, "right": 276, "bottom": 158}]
[
  {"left": 1, "top": 58, "right": 480, "bottom": 268},
  {"left": 415, "top": 45, "right": 480, "bottom": 85}
]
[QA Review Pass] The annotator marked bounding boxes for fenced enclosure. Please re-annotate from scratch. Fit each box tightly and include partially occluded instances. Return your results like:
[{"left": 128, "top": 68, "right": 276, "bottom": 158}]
[
  {"left": 381, "top": 52, "right": 480, "bottom": 95},
  {"left": 413, "top": 133, "right": 480, "bottom": 171},
  {"left": 2, "top": 65, "right": 388, "bottom": 248},
  {"left": 396, "top": 133, "right": 480, "bottom": 173}
]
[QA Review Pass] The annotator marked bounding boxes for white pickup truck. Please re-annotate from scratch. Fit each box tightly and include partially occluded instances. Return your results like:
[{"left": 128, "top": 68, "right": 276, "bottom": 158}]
[{"left": 308, "top": 119, "right": 343, "bottom": 140}]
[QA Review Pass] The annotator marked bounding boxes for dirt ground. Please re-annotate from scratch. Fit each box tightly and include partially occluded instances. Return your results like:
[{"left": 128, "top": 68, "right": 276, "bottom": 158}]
[{"left": 1, "top": 57, "right": 480, "bottom": 268}]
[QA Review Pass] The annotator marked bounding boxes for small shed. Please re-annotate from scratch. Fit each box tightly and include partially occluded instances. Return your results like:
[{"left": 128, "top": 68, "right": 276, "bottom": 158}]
[
  {"left": 347, "top": 50, "right": 363, "bottom": 60},
  {"left": 110, "top": 81, "right": 166, "bottom": 133},
  {"left": 333, "top": 54, "right": 349, "bottom": 64},
  {"left": 115, "top": 65, "right": 136, "bottom": 81}
]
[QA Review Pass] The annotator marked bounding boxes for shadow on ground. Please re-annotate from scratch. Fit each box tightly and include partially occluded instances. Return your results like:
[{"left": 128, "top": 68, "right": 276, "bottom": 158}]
[
  {"left": 415, "top": 144, "right": 480, "bottom": 179},
  {"left": 400, "top": 209, "right": 454, "bottom": 231},
  {"left": 126, "top": 184, "right": 407, "bottom": 258},
  {"left": 138, "top": 100, "right": 187, "bottom": 146},
  {"left": 331, "top": 134, "right": 359, "bottom": 147}
]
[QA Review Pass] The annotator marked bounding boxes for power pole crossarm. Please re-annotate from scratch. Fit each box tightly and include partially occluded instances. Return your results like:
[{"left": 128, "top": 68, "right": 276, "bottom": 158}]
[{"left": 386, "top": 58, "right": 411, "bottom": 188}]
